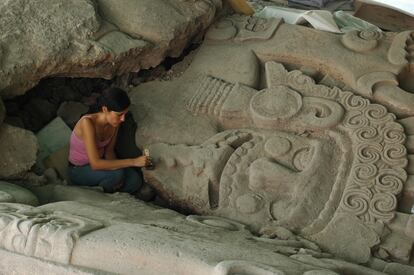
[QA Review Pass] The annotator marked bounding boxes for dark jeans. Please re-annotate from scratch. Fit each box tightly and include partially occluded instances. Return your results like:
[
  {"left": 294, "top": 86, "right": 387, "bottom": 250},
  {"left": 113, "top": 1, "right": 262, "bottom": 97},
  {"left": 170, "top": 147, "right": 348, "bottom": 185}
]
[{"left": 68, "top": 165, "right": 142, "bottom": 194}]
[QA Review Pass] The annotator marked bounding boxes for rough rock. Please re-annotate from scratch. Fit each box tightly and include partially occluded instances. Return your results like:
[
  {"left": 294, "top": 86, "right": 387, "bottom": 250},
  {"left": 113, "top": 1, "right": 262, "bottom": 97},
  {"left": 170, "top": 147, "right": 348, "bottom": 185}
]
[
  {"left": 0, "top": 124, "right": 38, "bottom": 178},
  {"left": 36, "top": 117, "right": 71, "bottom": 166},
  {"left": 22, "top": 98, "right": 57, "bottom": 132},
  {"left": 0, "top": 0, "right": 218, "bottom": 98},
  {"left": 43, "top": 145, "right": 70, "bottom": 182},
  {"left": 0, "top": 181, "right": 39, "bottom": 205},
  {"left": 57, "top": 101, "right": 89, "bottom": 129},
  {"left": 1, "top": 184, "right": 411, "bottom": 274},
  {"left": 0, "top": 97, "right": 4, "bottom": 126}
]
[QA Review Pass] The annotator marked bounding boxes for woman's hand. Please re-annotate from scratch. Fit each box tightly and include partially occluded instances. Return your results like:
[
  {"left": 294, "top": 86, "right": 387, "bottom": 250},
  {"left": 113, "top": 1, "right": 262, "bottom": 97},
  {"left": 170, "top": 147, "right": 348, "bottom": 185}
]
[{"left": 134, "top": 156, "right": 151, "bottom": 168}]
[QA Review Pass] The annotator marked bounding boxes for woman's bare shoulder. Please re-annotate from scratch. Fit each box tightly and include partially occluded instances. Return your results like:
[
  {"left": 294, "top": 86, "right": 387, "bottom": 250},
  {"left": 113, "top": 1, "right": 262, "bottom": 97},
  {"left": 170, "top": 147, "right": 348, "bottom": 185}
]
[{"left": 74, "top": 114, "right": 96, "bottom": 138}]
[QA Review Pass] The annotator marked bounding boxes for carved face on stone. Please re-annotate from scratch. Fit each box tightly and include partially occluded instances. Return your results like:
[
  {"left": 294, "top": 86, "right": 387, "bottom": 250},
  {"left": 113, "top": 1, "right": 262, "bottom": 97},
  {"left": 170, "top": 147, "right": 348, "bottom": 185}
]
[
  {"left": 146, "top": 126, "right": 343, "bottom": 232},
  {"left": 143, "top": 61, "right": 351, "bottom": 233}
]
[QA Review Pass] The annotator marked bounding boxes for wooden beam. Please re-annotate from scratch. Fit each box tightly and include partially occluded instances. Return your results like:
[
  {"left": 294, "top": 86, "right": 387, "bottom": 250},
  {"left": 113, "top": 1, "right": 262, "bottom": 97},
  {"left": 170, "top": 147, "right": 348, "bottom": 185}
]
[{"left": 226, "top": 0, "right": 255, "bottom": 15}]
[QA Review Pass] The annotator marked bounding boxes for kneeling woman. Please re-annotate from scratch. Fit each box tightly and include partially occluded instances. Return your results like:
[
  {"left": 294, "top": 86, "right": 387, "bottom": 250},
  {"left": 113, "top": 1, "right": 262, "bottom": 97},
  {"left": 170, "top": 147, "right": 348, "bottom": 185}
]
[{"left": 68, "top": 87, "right": 150, "bottom": 194}]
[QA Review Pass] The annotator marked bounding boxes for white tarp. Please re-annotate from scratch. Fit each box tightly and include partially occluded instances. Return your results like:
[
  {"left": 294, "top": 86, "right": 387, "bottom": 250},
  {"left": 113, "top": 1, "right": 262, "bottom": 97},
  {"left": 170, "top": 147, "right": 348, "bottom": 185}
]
[
  {"left": 257, "top": 6, "right": 342, "bottom": 33},
  {"left": 333, "top": 10, "right": 382, "bottom": 32}
]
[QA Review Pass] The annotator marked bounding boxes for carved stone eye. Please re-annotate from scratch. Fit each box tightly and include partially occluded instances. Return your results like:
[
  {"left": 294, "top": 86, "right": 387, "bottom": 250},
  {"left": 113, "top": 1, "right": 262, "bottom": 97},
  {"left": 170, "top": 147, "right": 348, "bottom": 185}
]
[
  {"left": 293, "top": 147, "right": 314, "bottom": 172},
  {"left": 236, "top": 194, "right": 263, "bottom": 214},
  {"left": 250, "top": 86, "right": 303, "bottom": 123},
  {"left": 264, "top": 136, "right": 292, "bottom": 158}
]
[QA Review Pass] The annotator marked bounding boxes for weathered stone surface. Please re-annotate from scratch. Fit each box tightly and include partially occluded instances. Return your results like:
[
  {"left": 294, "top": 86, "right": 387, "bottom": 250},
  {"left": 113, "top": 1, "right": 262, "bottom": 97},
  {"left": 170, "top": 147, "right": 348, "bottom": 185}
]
[
  {"left": 43, "top": 145, "right": 69, "bottom": 182},
  {"left": 0, "top": 0, "right": 218, "bottom": 98},
  {"left": 0, "top": 124, "right": 38, "bottom": 178},
  {"left": 0, "top": 181, "right": 39, "bottom": 205},
  {"left": 36, "top": 117, "right": 71, "bottom": 167},
  {"left": 0, "top": 185, "right": 404, "bottom": 274},
  {"left": 57, "top": 101, "right": 89, "bottom": 129}
]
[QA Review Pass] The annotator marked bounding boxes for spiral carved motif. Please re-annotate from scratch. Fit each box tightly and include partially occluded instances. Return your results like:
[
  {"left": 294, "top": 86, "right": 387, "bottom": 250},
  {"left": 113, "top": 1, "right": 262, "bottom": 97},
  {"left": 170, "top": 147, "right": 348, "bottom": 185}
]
[
  {"left": 383, "top": 123, "right": 405, "bottom": 144},
  {"left": 341, "top": 188, "right": 372, "bottom": 216},
  {"left": 287, "top": 71, "right": 315, "bottom": 87},
  {"left": 369, "top": 193, "right": 397, "bottom": 221},
  {"left": 352, "top": 163, "right": 377, "bottom": 188},
  {"left": 271, "top": 64, "right": 408, "bottom": 226},
  {"left": 359, "top": 30, "right": 382, "bottom": 41},
  {"left": 374, "top": 169, "right": 405, "bottom": 195},
  {"left": 343, "top": 112, "right": 369, "bottom": 129},
  {"left": 339, "top": 93, "right": 407, "bottom": 223},
  {"left": 342, "top": 93, "right": 369, "bottom": 110},
  {"left": 364, "top": 104, "right": 391, "bottom": 123},
  {"left": 382, "top": 144, "right": 407, "bottom": 167},
  {"left": 354, "top": 126, "right": 382, "bottom": 143},
  {"left": 356, "top": 143, "right": 382, "bottom": 163}
]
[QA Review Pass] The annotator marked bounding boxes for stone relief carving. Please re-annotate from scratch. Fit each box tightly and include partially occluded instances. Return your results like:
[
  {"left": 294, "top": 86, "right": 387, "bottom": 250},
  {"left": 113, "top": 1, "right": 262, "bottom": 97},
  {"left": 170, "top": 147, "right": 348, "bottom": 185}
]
[
  {"left": 0, "top": 203, "right": 103, "bottom": 264},
  {"left": 2, "top": 187, "right": 406, "bottom": 275},
  {"left": 341, "top": 29, "right": 383, "bottom": 52},
  {"left": 193, "top": 15, "right": 414, "bottom": 117},
  {"left": 387, "top": 30, "right": 413, "bottom": 66},
  {"left": 142, "top": 60, "right": 413, "bottom": 264}
]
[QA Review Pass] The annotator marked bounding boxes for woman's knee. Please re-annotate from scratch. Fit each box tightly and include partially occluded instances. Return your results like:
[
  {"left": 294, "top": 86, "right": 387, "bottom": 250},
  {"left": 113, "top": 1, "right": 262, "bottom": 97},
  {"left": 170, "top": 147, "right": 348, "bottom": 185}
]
[
  {"left": 108, "top": 169, "right": 125, "bottom": 182},
  {"left": 121, "top": 168, "right": 143, "bottom": 194},
  {"left": 99, "top": 169, "right": 125, "bottom": 192}
]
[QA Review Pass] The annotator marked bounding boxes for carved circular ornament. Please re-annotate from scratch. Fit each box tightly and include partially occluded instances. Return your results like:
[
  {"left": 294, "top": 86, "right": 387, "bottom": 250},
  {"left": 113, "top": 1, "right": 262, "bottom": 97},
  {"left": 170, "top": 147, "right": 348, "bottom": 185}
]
[
  {"left": 264, "top": 136, "right": 292, "bottom": 157},
  {"left": 250, "top": 86, "right": 302, "bottom": 121},
  {"left": 341, "top": 30, "right": 382, "bottom": 52},
  {"left": 236, "top": 194, "right": 263, "bottom": 214}
]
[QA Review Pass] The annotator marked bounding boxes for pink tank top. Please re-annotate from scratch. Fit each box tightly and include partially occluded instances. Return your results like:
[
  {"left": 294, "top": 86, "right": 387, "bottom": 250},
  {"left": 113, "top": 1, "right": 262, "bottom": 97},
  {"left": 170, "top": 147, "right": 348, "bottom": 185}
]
[{"left": 68, "top": 116, "right": 113, "bottom": 166}]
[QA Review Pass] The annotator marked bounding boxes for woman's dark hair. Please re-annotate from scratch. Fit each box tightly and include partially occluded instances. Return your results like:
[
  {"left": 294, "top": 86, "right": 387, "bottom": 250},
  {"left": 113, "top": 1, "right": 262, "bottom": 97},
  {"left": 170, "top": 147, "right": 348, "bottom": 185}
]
[{"left": 95, "top": 87, "right": 131, "bottom": 112}]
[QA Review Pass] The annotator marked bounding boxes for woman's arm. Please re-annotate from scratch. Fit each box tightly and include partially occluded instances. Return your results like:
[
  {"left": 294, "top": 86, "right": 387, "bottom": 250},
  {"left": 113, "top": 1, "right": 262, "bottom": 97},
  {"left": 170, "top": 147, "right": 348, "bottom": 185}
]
[{"left": 80, "top": 118, "right": 149, "bottom": 170}]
